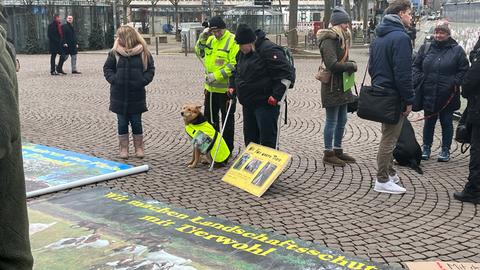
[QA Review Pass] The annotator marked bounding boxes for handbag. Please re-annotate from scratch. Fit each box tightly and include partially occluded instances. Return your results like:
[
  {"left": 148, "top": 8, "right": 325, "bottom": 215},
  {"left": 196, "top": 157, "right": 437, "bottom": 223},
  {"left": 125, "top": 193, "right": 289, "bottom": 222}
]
[
  {"left": 315, "top": 47, "right": 348, "bottom": 83},
  {"left": 357, "top": 62, "right": 402, "bottom": 124},
  {"left": 315, "top": 60, "right": 331, "bottom": 83}
]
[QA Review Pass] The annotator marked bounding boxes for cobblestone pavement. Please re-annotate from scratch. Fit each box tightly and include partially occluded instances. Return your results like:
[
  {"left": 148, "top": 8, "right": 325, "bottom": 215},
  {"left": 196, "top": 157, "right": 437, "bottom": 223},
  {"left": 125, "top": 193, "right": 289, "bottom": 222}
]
[{"left": 18, "top": 49, "right": 479, "bottom": 268}]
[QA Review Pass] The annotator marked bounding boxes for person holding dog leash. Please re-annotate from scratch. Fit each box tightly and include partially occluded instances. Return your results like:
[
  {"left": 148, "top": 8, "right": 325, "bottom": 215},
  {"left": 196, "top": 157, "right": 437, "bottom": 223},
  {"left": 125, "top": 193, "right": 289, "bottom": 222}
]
[
  {"left": 413, "top": 20, "right": 469, "bottom": 162},
  {"left": 194, "top": 16, "right": 239, "bottom": 154},
  {"left": 317, "top": 7, "right": 357, "bottom": 167},
  {"left": 228, "top": 24, "right": 293, "bottom": 149}
]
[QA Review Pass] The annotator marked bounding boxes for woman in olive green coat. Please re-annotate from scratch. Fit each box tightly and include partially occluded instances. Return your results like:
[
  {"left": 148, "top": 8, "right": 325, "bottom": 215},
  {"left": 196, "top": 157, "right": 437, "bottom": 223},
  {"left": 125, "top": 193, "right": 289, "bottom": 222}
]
[
  {"left": 0, "top": 7, "right": 34, "bottom": 270},
  {"left": 318, "top": 7, "right": 357, "bottom": 167}
]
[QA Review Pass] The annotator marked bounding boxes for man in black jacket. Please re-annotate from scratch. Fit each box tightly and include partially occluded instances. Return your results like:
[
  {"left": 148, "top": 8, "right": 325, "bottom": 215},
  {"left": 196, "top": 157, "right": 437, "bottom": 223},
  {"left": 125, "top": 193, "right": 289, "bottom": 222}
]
[
  {"left": 229, "top": 24, "right": 293, "bottom": 149},
  {"left": 58, "top": 15, "right": 81, "bottom": 74},
  {"left": 47, "top": 14, "right": 66, "bottom": 75},
  {"left": 454, "top": 46, "right": 480, "bottom": 204}
]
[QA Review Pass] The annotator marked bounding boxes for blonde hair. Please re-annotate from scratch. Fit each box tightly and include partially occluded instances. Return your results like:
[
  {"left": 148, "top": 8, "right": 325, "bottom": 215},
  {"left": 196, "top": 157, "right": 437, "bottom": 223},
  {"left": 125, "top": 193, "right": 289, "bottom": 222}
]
[
  {"left": 331, "top": 25, "right": 352, "bottom": 50},
  {"left": 115, "top": 25, "right": 151, "bottom": 56}
]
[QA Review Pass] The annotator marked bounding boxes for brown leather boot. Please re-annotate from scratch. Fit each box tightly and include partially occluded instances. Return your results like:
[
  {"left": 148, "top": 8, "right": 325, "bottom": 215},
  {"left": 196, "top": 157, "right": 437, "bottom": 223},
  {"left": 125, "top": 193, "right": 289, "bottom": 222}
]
[
  {"left": 118, "top": 134, "right": 129, "bottom": 159},
  {"left": 133, "top": 134, "right": 144, "bottom": 158},
  {"left": 323, "top": 150, "right": 346, "bottom": 167},
  {"left": 334, "top": 149, "right": 356, "bottom": 163}
]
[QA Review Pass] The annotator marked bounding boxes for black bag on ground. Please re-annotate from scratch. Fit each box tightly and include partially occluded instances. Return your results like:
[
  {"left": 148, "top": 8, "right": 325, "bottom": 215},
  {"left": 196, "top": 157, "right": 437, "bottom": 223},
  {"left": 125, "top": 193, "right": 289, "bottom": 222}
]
[
  {"left": 455, "top": 108, "right": 472, "bottom": 153},
  {"left": 357, "top": 85, "right": 401, "bottom": 124}
]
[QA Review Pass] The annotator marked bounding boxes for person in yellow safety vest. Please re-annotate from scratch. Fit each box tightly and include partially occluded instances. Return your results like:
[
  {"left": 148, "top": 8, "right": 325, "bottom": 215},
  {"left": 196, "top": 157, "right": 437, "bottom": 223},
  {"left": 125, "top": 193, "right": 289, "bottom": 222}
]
[{"left": 195, "top": 16, "right": 239, "bottom": 155}]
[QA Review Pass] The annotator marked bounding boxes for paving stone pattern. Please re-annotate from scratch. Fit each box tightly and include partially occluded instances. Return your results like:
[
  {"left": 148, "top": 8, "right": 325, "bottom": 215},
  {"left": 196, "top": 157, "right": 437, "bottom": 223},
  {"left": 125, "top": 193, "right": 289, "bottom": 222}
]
[{"left": 18, "top": 50, "right": 480, "bottom": 268}]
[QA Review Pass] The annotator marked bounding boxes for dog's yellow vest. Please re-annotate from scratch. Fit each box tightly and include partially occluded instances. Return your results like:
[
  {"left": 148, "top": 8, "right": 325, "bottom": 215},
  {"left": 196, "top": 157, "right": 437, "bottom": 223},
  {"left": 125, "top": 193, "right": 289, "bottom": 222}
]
[{"left": 185, "top": 121, "right": 230, "bottom": 163}]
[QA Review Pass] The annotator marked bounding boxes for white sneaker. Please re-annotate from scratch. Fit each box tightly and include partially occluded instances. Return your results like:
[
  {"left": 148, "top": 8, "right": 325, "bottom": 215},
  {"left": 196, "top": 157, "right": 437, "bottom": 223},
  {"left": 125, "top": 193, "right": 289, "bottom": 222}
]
[
  {"left": 389, "top": 174, "right": 400, "bottom": 184},
  {"left": 374, "top": 179, "right": 406, "bottom": 194}
]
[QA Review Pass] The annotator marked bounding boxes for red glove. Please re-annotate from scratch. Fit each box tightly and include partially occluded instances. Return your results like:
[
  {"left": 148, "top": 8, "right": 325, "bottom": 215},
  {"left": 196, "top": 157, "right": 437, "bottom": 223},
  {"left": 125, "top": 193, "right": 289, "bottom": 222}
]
[
  {"left": 267, "top": 96, "right": 278, "bottom": 106},
  {"left": 227, "top": 88, "right": 236, "bottom": 99}
]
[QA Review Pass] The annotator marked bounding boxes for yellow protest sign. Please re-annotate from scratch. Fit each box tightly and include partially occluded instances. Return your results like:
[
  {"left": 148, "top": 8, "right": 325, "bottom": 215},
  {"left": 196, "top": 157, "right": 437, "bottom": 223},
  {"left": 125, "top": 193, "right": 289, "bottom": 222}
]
[{"left": 222, "top": 143, "right": 291, "bottom": 197}]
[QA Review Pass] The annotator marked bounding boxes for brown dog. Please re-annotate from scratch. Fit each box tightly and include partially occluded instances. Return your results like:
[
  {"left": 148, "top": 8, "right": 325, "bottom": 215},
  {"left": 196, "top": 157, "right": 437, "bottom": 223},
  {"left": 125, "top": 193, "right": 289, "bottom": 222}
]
[{"left": 181, "top": 104, "right": 213, "bottom": 168}]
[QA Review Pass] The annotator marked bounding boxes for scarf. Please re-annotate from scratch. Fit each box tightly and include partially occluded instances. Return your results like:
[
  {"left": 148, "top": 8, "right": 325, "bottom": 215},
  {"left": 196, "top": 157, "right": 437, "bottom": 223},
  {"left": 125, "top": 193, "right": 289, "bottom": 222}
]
[
  {"left": 57, "top": 20, "right": 63, "bottom": 38},
  {"left": 330, "top": 25, "right": 351, "bottom": 60},
  {"left": 112, "top": 40, "right": 148, "bottom": 71}
]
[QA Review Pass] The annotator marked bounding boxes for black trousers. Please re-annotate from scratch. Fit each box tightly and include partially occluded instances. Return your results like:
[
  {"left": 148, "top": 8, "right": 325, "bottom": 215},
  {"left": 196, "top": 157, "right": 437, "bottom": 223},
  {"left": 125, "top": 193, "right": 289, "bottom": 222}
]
[
  {"left": 204, "top": 90, "right": 236, "bottom": 152},
  {"left": 243, "top": 104, "right": 280, "bottom": 149},
  {"left": 50, "top": 52, "right": 65, "bottom": 72},
  {"left": 465, "top": 125, "right": 480, "bottom": 193}
]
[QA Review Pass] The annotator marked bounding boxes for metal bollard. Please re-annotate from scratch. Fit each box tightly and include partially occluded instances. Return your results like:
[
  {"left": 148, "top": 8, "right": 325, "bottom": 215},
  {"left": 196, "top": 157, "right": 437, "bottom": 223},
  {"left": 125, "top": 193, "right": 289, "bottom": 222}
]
[
  {"left": 155, "top": 37, "right": 159, "bottom": 55},
  {"left": 305, "top": 35, "right": 307, "bottom": 50}
]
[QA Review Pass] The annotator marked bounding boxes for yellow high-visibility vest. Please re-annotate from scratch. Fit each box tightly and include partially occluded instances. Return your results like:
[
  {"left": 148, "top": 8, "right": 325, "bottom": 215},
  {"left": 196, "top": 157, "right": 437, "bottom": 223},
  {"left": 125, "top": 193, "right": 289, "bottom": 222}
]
[
  {"left": 195, "top": 30, "right": 239, "bottom": 93},
  {"left": 185, "top": 121, "right": 230, "bottom": 163}
]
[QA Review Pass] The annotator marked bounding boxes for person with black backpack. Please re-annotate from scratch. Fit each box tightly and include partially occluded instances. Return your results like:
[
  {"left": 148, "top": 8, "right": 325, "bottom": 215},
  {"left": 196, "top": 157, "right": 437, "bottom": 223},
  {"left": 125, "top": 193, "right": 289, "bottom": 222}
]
[{"left": 228, "top": 24, "right": 294, "bottom": 149}]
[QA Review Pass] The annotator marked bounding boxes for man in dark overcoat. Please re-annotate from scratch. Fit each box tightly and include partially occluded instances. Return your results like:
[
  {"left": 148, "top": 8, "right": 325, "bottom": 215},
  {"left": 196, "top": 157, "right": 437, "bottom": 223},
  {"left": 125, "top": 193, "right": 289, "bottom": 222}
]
[
  {"left": 47, "top": 14, "right": 66, "bottom": 75},
  {"left": 58, "top": 15, "right": 81, "bottom": 74}
]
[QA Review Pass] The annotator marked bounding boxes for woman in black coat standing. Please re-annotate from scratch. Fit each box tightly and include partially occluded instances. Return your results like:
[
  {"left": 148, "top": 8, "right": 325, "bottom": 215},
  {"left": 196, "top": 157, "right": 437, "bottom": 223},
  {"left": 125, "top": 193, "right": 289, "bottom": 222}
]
[
  {"left": 413, "top": 20, "right": 469, "bottom": 162},
  {"left": 103, "top": 26, "right": 155, "bottom": 159},
  {"left": 229, "top": 24, "right": 293, "bottom": 149}
]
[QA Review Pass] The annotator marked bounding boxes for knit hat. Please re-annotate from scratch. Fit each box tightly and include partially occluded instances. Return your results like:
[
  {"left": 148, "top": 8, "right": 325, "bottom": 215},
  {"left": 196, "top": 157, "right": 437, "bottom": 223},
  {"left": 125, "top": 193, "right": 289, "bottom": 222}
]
[
  {"left": 435, "top": 20, "right": 451, "bottom": 35},
  {"left": 209, "top": 16, "right": 226, "bottom": 29},
  {"left": 330, "top": 7, "right": 351, "bottom": 26},
  {"left": 235, "top": 24, "right": 256, "bottom": 45}
]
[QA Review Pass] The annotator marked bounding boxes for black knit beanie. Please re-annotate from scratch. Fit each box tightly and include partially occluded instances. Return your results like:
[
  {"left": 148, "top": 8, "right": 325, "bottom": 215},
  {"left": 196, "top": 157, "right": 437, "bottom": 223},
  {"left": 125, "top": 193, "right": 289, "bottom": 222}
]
[
  {"left": 209, "top": 16, "right": 226, "bottom": 29},
  {"left": 330, "top": 7, "right": 351, "bottom": 26},
  {"left": 235, "top": 24, "right": 256, "bottom": 45}
]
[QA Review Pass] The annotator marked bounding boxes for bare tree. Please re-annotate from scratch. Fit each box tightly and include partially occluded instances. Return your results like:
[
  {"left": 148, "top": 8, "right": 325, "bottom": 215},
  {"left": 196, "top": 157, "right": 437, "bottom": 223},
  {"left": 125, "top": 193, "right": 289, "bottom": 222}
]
[
  {"left": 114, "top": 0, "right": 133, "bottom": 25},
  {"left": 344, "top": 0, "right": 351, "bottom": 16},
  {"left": 150, "top": 0, "right": 160, "bottom": 36},
  {"left": 22, "top": 0, "right": 41, "bottom": 53},
  {"left": 323, "top": 0, "right": 332, "bottom": 28},
  {"left": 354, "top": 0, "right": 361, "bottom": 20},
  {"left": 168, "top": 0, "right": 180, "bottom": 40},
  {"left": 288, "top": 0, "right": 298, "bottom": 47}
]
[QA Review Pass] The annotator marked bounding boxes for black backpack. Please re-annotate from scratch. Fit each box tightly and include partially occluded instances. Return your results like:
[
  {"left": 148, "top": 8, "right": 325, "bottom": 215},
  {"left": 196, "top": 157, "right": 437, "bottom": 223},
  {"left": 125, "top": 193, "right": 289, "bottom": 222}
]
[{"left": 280, "top": 46, "right": 296, "bottom": 89}]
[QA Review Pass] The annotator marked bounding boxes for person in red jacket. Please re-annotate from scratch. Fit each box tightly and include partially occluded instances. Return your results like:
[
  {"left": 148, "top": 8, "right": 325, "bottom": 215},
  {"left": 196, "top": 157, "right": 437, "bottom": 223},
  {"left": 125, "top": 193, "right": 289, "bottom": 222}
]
[{"left": 47, "top": 14, "right": 66, "bottom": 75}]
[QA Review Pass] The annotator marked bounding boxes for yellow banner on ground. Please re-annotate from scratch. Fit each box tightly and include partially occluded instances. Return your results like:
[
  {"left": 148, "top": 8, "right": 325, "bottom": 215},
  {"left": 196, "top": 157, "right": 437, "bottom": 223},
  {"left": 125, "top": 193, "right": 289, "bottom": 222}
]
[{"left": 222, "top": 143, "right": 291, "bottom": 197}]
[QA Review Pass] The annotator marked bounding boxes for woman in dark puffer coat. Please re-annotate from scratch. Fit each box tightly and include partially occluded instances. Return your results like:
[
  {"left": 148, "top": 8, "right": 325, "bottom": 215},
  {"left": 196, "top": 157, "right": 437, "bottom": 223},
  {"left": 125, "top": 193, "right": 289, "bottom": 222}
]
[
  {"left": 413, "top": 20, "right": 469, "bottom": 162},
  {"left": 104, "top": 26, "right": 155, "bottom": 159}
]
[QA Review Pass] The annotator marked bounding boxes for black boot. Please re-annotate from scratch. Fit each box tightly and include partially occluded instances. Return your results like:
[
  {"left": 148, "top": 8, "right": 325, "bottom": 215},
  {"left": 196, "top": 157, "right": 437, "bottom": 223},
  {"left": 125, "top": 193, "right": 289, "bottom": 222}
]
[{"left": 454, "top": 190, "right": 480, "bottom": 204}]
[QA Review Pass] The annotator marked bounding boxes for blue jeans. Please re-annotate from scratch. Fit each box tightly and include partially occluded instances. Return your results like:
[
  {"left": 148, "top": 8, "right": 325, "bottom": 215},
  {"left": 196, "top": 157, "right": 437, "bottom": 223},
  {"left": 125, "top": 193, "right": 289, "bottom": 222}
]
[
  {"left": 423, "top": 110, "right": 454, "bottom": 149},
  {"left": 117, "top": 113, "right": 143, "bottom": 135},
  {"left": 324, "top": 104, "right": 347, "bottom": 150}
]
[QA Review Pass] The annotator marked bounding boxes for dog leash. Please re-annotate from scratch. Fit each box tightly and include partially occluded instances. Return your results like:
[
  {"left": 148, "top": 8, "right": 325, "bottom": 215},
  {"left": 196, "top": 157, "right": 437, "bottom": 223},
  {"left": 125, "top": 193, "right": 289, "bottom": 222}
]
[{"left": 409, "top": 86, "right": 459, "bottom": 122}]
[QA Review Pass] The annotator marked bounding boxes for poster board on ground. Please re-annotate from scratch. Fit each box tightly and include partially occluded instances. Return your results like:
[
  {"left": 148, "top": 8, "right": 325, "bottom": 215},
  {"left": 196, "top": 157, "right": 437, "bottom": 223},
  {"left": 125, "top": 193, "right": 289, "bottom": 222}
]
[
  {"left": 222, "top": 143, "right": 291, "bottom": 197},
  {"left": 22, "top": 143, "right": 148, "bottom": 197},
  {"left": 28, "top": 188, "right": 388, "bottom": 270},
  {"left": 406, "top": 262, "right": 480, "bottom": 270}
]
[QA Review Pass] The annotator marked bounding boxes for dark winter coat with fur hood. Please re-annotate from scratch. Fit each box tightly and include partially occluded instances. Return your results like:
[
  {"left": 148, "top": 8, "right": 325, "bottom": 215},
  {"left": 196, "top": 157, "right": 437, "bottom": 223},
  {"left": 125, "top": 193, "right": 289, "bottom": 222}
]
[
  {"left": 0, "top": 10, "right": 34, "bottom": 269},
  {"left": 317, "top": 29, "right": 355, "bottom": 108}
]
